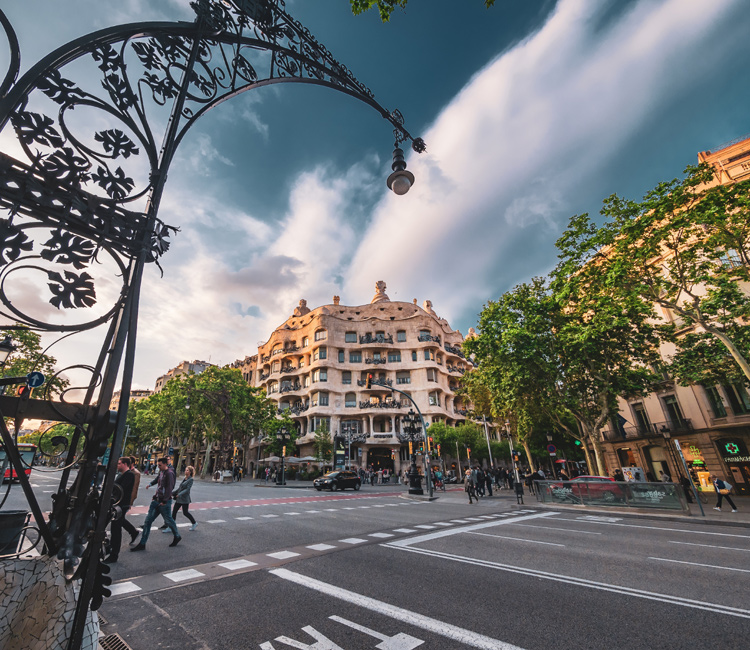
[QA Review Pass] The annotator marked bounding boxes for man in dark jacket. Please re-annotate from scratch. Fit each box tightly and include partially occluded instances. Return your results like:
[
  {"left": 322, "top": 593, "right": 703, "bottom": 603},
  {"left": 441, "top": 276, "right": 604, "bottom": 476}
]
[
  {"left": 131, "top": 457, "right": 181, "bottom": 551},
  {"left": 105, "top": 456, "right": 137, "bottom": 563}
]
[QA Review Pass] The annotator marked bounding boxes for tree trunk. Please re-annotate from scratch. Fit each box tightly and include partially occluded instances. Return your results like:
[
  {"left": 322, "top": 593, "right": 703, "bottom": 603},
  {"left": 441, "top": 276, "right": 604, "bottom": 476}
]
[
  {"left": 582, "top": 444, "right": 595, "bottom": 476},
  {"left": 522, "top": 439, "right": 535, "bottom": 472},
  {"left": 200, "top": 442, "right": 212, "bottom": 479},
  {"left": 585, "top": 425, "right": 608, "bottom": 476},
  {"left": 705, "top": 324, "right": 750, "bottom": 384}
]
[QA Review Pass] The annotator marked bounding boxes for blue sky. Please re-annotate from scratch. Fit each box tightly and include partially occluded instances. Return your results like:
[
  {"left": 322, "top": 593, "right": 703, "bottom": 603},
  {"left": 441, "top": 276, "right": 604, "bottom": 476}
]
[{"left": 2, "top": 0, "right": 750, "bottom": 392}]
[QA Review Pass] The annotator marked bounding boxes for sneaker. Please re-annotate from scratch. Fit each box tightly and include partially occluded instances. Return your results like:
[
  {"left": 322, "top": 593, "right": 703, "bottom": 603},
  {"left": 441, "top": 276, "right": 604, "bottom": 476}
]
[
  {"left": 714, "top": 507, "right": 721, "bottom": 511},
  {"left": 732, "top": 509, "right": 738, "bottom": 513},
  {"left": 169, "top": 536, "right": 182, "bottom": 548},
  {"left": 190, "top": 523, "right": 197, "bottom": 531},
  {"left": 130, "top": 544, "right": 146, "bottom": 552},
  {"left": 158, "top": 525, "right": 167, "bottom": 530},
  {"left": 162, "top": 528, "right": 172, "bottom": 534}
]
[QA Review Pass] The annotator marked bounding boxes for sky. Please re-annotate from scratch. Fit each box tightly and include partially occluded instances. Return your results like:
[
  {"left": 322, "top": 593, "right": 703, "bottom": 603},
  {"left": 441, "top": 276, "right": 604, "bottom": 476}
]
[{"left": 2, "top": 0, "right": 750, "bottom": 394}]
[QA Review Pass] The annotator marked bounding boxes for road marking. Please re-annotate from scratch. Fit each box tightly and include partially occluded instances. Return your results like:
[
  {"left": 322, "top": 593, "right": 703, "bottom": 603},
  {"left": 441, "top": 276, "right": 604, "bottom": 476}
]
[
  {"left": 468, "top": 532, "right": 565, "bottom": 547},
  {"left": 386, "top": 545, "right": 750, "bottom": 619},
  {"left": 109, "top": 582, "right": 141, "bottom": 596},
  {"left": 270, "top": 568, "right": 525, "bottom": 649},
  {"left": 235, "top": 517, "right": 254, "bottom": 521},
  {"left": 450, "top": 520, "right": 470, "bottom": 524},
  {"left": 506, "top": 523, "right": 602, "bottom": 535},
  {"left": 267, "top": 551, "right": 300, "bottom": 560},
  {"left": 649, "top": 557, "right": 750, "bottom": 573},
  {"left": 434, "top": 522, "right": 454, "bottom": 527},
  {"left": 284, "top": 512, "right": 301, "bottom": 516},
  {"left": 368, "top": 532, "right": 395, "bottom": 538},
  {"left": 307, "top": 544, "right": 337, "bottom": 551},
  {"left": 206, "top": 519, "right": 226, "bottom": 524},
  {"left": 305, "top": 510, "right": 320, "bottom": 513},
  {"left": 414, "top": 525, "right": 436, "bottom": 530},
  {"left": 329, "top": 615, "right": 424, "bottom": 649},
  {"left": 164, "top": 569, "right": 205, "bottom": 583},
  {"left": 339, "top": 537, "right": 367, "bottom": 544},
  {"left": 261, "top": 514, "right": 279, "bottom": 518},
  {"left": 669, "top": 540, "right": 750, "bottom": 552},
  {"left": 554, "top": 517, "right": 749, "bottom": 538},
  {"left": 393, "top": 528, "right": 417, "bottom": 533},
  {"left": 219, "top": 559, "right": 257, "bottom": 570}
]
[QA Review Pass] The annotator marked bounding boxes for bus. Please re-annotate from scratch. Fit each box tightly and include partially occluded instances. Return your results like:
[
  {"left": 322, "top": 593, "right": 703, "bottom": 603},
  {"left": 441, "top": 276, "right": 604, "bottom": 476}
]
[{"left": 0, "top": 443, "right": 36, "bottom": 482}]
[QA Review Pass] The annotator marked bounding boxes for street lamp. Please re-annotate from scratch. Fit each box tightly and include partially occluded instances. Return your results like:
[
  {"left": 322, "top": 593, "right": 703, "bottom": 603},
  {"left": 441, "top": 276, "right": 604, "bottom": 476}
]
[
  {"left": 386, "top": 145, "right": 415, "bottom": 195},
  {"left": 0, "top": 335, "right": 16, "bottom": 369},
  {"left": 276, "top": 426, "right": 291, "bottom": 485},
  {"left": 338, "top": 422, "right": 367, "bottom": 470},
  {"left": 399, "top": 410, "right": 424, "bottom": 495}
]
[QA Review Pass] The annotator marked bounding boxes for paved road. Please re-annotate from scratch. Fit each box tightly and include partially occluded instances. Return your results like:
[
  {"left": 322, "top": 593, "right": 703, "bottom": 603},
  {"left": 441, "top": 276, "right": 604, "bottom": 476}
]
[{"left": 6, "top": 473, "right": 750, "bottom": 649}]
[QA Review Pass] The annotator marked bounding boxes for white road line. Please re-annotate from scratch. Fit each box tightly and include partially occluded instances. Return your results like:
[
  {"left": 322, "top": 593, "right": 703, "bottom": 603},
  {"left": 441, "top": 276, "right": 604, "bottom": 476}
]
[
  {"left": 649, "top": 557, "right": 750, "bottom": 573},
  {"left": 270, "top": 568, "right": 524, "bottom": 650},
  {"left": 307, "top": 543, "right": 337, "bottom": 551},
  {"left": 267, "top": 551, "right": 300, "bottom": 559},
  {"left": 368, "top": 533, "right": 394, "bottom": 538},
  {"left": 261, "top": 514, "right": 279, "bottom": 518},
  {"left": 205, "top": 519, "right": 226, "bottom": 524},
  {"left": 219, "top": 559, "right": 257, "bottom": 570},
  {"left": 393, "top": 528, "right": 417, "bottom": 533},
  {"left": 235, "top": 517, "right": 254, "bottom": 521},
  {"left": 507, "top": 523, "right": 602, "bottom": 535},
  {"left": 669, "top": 540, "right": 750, "bottom": 552},
  {"left": 339, "top": 538, "right": 367, "bottom": 544},
  {"left": 284, "top": 512, "right": 301, "bottom": 516},
  {"left": 109, "top": 582, "right": 141, "bottom": 596},
  {"left": 553, "top": 517, "right": 750, "bottom": 538},
  {"left": 468, "top": 532, "right": 565, "bottom": 547},
  {"left": 414, "top": 525, "right": 436, "bottom": 530},
  {"left": 164, "top": 569, "right": 205, "bottom": 583},
  {"left": 386, "top": 545, "right": 750, "bottom": 619}
]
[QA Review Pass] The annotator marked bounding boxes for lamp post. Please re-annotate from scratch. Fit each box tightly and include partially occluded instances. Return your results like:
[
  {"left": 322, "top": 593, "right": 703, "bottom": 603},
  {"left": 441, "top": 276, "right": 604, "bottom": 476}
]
[
  {"left": 337, "top": 422, "right": 367, "bottom": 470},
  {"left": 400, "top": 410, "right": 424, "bottom": 495},
  {"left": 276, "top": 426, "right": 291, "bottom": 485}
]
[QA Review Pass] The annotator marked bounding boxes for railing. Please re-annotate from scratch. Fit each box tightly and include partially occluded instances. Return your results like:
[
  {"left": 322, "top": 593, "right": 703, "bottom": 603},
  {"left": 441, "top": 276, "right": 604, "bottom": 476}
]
[
  {"left": 360, "top": 333, "right": 393, "bottom": 344},
  {"left": 280, "top": 366, "right": 295, "bottom": 374},
  {"left": 444, "top": 343, "right": 465, "bottom": 359},
  {"left": 359, "top": 401, "right": 403, "bottom": 409},
  {"left": 365, "top": 358, "right": 387, "bottom": 365},
  {"left": 418, "top": 334, "right": 441, "bottom": 343},
  {"left": 602, "top": 419, "right": 693, "bottom": 441},
  {"left": 446, "top": 365, "right": 465, "bottom": 374},
  {"left": 535, "top": 480, "right": 689, "bottom": 512},
  {"left": 358, "top": 378, "right": 393, "bottom": 387},
  {"left": 259, "top": 373, "right": 270, "bottom": 381},
  {"left": 280, "top": 383, "right": 301, "bottom": 393}
]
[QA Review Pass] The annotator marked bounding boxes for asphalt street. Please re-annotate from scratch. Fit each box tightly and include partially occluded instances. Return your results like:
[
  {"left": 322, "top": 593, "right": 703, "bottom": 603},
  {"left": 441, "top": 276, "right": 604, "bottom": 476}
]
[{"left": 6, "top": 473, "right": 750, "bottom": 649}]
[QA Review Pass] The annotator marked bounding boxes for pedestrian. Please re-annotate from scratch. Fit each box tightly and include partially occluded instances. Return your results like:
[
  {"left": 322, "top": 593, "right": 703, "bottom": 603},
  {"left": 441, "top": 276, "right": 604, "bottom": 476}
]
[
  {"left": 712, "top": 475, "right": 738, "bottom": 512},
  {"left": 484, "top": 469, "right": 493, "bottom": 497},
  {"left": 465, "top": 467, "right": 477, "bottom": 504},
  {"left": 679, "top": 475, "right": 694, "bottom": 503},
  {"left": 233, "top": 464, "right": 239, "bottom": 482},
  {"left": 168, "top": 465, "right": 197, "bottom": 531},
  {"left": 613, "top": 469, "right": 625, "bottom": 482},
  {"left": 265, "top": 467, "right": 270, "bottom": 483},
  {"left": 476, "top": 466, "right": 485, "bottom": 496},
  {"left": 105, "top": 456, "right": 138, "bottom": 563},
  {"left": 377, "top": 468, "right": 383, "bottom": 484},
  {"left": 130, "top": 457, "right": 181, "bottom": 552}
]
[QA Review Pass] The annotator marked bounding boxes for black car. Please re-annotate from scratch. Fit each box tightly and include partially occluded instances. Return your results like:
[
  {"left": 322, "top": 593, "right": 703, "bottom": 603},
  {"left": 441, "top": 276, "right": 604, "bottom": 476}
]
[{"left": 313, "top": 471, "right": 361, "bottom": 491}]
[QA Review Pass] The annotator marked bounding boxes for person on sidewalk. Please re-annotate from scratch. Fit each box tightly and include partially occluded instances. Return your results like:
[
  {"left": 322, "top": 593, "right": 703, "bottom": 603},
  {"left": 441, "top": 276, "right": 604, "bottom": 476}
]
[
  {"left": 712, "top": 475, "right": 738, "bottom": 512},
  {"left": 168, "top": 465, "right": 197, "bottom": 531},
  {"left": 131, "top": 457, "right": 181, "bottom": 552},
  {"left": 105, "top": 456, "right": 137, "bottom": 563}
]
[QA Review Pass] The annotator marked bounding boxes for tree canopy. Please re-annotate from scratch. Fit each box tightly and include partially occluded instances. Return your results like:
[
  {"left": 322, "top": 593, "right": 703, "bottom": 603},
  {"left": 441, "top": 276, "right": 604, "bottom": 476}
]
[
  {"left": 0, "top": 325, "right": 68, "bottom": 398},
  {"left": 350, "top": 0, "right": 495, "bottom": 22}
]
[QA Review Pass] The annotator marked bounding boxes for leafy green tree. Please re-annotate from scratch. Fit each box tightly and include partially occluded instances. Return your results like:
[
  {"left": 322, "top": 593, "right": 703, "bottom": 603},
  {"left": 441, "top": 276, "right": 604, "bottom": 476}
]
[
  {"left": 596, "top": 164, "right": 750, "bottom": 384},
  {"left": 262, "top": 412, "right": 298, "bottom": 458},
  {"left": 0, "top": 325, "right": 68, "bottom": 398},
  {"left": 312, "top": 422, "right": 333, "bottom": 463},
  {"left": 350, "top": 0, "right": 495, "bottom": 22}
]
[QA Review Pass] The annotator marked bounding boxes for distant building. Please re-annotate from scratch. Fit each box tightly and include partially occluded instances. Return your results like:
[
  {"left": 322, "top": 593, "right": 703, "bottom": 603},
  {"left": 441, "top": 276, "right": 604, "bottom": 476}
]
[
  {"left": 234, "top": 281, "right": 474, "bottom": 477},
  {"left": 153, "top": 360, "right": 213, "bottom": 393},
  {"left": 109, "top": 388, "right": 153, "bottom": 412}
]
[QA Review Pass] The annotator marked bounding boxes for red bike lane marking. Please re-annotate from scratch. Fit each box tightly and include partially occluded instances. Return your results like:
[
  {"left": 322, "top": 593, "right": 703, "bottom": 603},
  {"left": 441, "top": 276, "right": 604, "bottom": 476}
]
[{"left": 129, "top": 491, "right": 396, "bottom": 515}]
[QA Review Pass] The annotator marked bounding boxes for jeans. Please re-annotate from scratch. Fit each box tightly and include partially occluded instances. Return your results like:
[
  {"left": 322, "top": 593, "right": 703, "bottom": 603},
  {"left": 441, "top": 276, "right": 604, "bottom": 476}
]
[{"left": 141, "top": 499, "right": 180, "bottom": 546}]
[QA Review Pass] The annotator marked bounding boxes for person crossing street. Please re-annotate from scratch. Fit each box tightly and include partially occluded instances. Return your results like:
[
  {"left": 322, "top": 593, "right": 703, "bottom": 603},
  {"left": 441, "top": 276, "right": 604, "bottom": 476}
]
[{"left": 131, "top": 457, "right": 181, "bottom": 552}]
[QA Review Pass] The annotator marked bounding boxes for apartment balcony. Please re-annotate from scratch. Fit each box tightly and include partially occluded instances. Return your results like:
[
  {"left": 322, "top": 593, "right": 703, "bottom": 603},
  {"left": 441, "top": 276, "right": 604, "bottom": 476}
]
[
  {"left": 360, "top": 333, "right": 393, "bottom": 344},
  {"left": 359, "top": 400, "right": 404, "bottom": 409},
  {"left": 444, "top": 343, "right": 465, "bottom": 359},
  {"left": 279, "top": 382, "right": 301, "bottom": 393},
  {"left": 259, "top": 372, "right": 270, "bottom": 381},
  {"left": 602, "top": 419, "right": 693, "bottom": 442},
  {"left": 358, "top": 378, "right": 393, "bottom": 387},
  {"left": 418, "top": 334, "right": 441, "bottom": 344},
  {"left": 365, "top": 358, "right": 387, "bottom": 365}
]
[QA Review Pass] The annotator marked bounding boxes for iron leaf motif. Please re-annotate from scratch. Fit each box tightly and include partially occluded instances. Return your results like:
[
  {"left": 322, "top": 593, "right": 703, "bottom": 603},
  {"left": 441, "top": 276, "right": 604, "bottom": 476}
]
[
  {"left": 91, "top": 165, "right": 135, "bottom": 199},
  {"left": 38, "top": 147, "right": 90, "bottom": 188},
  {"left": 94, "top": 129, "right": 139, "bottom": 159},
  {"left": 37, "top": 69, "right": 86, "bottom": 105},
  {"left": 47, "top": 270, "right": 97, "bottom": 309},
  {"left": 0, "top": 219, "right": 33, "bottom": 265},
  {"left": 11, "top": 111, "right": 65, "bottom": 148},
  {"left": 90, "top": 44, "right": 122, "bottom": 73},
  {"left": 101, "top": 73, "right": 136, "bottom": 110},
  {"left": 41, "top": 229, "right": 97, "bottom": 269},
  {"left": 132, "top": 41, "right": 163, "bottom": 71}
]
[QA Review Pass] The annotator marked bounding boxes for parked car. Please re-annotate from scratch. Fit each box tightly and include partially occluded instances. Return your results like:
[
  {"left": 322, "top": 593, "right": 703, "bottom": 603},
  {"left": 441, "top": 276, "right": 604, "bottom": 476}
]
[{"left": 313, "top": 471, "right": 361, "bottom": 491}]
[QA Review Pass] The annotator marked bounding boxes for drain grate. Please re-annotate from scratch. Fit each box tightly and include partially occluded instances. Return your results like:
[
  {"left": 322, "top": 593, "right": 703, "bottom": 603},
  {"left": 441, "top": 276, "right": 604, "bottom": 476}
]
[
  {"left": 99, "top": 633, "right": 133, "bottom": 650},
  {"left": 97, "top": 613, "right": 107, "bottom": 625}
]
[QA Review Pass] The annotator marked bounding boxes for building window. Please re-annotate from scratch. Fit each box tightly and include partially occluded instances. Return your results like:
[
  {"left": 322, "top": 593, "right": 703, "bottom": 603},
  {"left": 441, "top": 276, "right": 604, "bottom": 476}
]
[
  {"left": 311, "top": 417, "right": 330, "bottom": 432},
  {"left": 345, "top": 392, "right": 356, "bottom": 408},
  {"left": 317, "top": 392, "right": 329, "bottom": 407},
  {"left": 412, "top": 351, "right": 417, "bottom": 362},
  {"left": 302, "top": 336, "right": 309, "bottom": 348},
  {"left": 373, "top": 352, "right": 382, "bottom": 362},
  {"left": 419, "top": 330, "right": 430, "bottom": 339},
  {"left": 299, "top": 358, "right": 305, "bottom": 368},
  {"left": 424, "top": 349, "right": 434, "bottom": 361},
  {"left": 396, "top": 371, "right": 410, "bottom": 385},
  {"left": 342, "top": 371, "right": 352, "bottom": 384},
  {"left": 397, "top": 330, "right": 406, "bottom": 342},
  {"left": 338, "top": 350, "right": 345, "bottom": 363},
  {"left": 313, "top": 347, "right": 327, "bottom": 361},
  {"left": 350, "top": 351, "right": 362, "bottom": 363},
  {"left": 630, "top": 402, "right": 651, "bottom": 433},
  {"left": 388, "top": 351, "right": 401, "bottom": 363},
  {"left": 436, "top": 354, "right": 442, "bottom": 365},
  {"left": 313, "top": 369, "right": 327, "bottom": 382},
  {"left": 428, "top": 392, "right": 439, "bottom": 406},
  {"left": 303, "top": 375, "right": 311, "bottom": 388},
  {"left": 662, "top": 395, "right": 686, "bottom": 428},
  {"left": 345, "top": 331, "right": 357, "bottom": 343},
  {"left": 703, "top": 386, "right": 727, "bottom": 418},
  {"left": 426, "top": 368, "right": 438, "bottom": 382},
  {"left": 723, "top": 383, "right": 750, "bottom": 415},
  {"left": 271, "top": 361, "right": 280, "bottom": 372},
  {"left": 315, "top": 329, "right": 327, "bottom": 341}
]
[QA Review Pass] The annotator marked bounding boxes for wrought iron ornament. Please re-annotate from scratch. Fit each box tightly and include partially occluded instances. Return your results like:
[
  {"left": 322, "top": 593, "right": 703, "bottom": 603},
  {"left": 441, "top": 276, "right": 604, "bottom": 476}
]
[{"left": 0, "top": 1, "right": 424, "bottom": 648}]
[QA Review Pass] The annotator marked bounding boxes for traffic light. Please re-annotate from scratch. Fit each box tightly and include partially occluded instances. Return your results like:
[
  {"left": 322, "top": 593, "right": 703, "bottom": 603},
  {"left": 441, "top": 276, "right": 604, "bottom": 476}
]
[
  {"left": 466, "top": 447, "right": 471, "bottom": 457},
  {"left": 512, "top": 451, "right": 521, "bottom": 463},
  {"left": 366, "top": 373, "right": 373, "bottom": 389},
  {"left": 282, "top": 445, "right": 286, "bottom": 456},
  {"left": 574, "top": 439, "right": 582, "bottom": 446},
  {"left": 437, "top": 444, "right": 441, "bottom": 456},
  {"left": 427, "top": 437, "right": 433, "bottom": 453},
  {"left": 408, "top": 441, "right": 413, "bottom": 455},
  {"left": 16, "top": 385, "right": 31, "bottom": 398}
]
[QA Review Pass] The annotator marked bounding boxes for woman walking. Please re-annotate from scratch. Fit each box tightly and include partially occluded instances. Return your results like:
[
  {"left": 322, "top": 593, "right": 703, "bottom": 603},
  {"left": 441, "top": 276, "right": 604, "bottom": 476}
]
[
  {"left": 712, "top": 474, "right": 738, "bottom": 512},
  {"left": 170, "top": 466, "right": 198, "bottom": 531}
]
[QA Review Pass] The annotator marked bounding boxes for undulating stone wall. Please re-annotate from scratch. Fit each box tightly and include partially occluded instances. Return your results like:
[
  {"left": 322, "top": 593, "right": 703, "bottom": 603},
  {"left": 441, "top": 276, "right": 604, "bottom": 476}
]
[{"left": 0, "top": 556, "right": 99, "bottom": 650}]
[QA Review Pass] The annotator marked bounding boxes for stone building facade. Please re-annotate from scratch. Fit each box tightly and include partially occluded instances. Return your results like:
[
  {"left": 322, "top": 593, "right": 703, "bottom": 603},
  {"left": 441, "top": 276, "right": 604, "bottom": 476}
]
[
  {"left": 600, "top": 136, "right": 750, "bottom": 494},
  {"left": 235, "top": 282, "right": 473, "bottom": 477},
  {"left": 153, "top": 359, "right": 213, "bottom": 393}
]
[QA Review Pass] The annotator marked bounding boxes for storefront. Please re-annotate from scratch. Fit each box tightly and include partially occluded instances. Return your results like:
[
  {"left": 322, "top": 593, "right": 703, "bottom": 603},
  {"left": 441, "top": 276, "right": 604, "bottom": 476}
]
[
  {"left": 680, "top": 441, "right": 712, "bottom": 491},
  {"left": 715, "top": 436, "right": 750, "bottom": 495}
]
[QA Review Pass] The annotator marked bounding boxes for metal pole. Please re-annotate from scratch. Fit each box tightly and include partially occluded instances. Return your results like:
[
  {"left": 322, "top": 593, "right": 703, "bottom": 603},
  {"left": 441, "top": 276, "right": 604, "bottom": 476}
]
[
  {"left": 674, "top": 439, "right": 705, "bottom": 517},
  {"left": 482, "top": 415, "right": 494, "bottom": 469}
]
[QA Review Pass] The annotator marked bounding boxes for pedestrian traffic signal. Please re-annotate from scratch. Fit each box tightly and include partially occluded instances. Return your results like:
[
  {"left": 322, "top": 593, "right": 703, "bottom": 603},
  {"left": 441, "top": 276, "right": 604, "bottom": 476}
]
[
  {"left": 408, "top": 441, "right": 413, "bottom": 455},
  {"left": 512, "top": 451, "right": 521, "bottom": 462},
  {"left": 16, "top": 384, "right": 31, "bottom": 398},
  {"left": 574, "top": 439, "right": 582, "bottom": 446},
  {"left": 437, "top": 444, "right": 441, "bottom": 456},
  {"left": 466, "top": 447, "right": 471, "bottom": 457},
  {"left": 427, "top": 437, "right": 433, "bottom": 452},
  {"left": 282, "top": 445, "right": 286, "bottom": 456},
  {"left": 366, "top": 373, "right": 373, "bottom": 389}
]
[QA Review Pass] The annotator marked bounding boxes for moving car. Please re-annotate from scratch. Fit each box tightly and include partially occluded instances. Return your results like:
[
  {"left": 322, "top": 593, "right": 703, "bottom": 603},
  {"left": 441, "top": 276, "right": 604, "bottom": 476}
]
[{"left": 313, "top": 470, "right": 361, "bottom": 491}]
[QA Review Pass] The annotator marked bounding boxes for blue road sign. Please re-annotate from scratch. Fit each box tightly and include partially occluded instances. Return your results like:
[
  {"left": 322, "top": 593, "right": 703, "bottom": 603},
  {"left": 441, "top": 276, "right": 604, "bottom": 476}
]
[{"left": 26, "top": 371, "right": 45, "bottom": 388}]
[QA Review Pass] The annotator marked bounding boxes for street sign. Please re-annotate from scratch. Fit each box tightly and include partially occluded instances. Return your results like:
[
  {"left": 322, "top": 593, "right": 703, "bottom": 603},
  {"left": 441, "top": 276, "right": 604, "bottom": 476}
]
[
  {"left": 547, "top": 444, "right": 556, "bottom": 454},
  {"left": 26, "top": 371, "right": 45, "bottom": 388}
]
